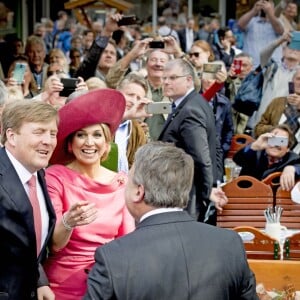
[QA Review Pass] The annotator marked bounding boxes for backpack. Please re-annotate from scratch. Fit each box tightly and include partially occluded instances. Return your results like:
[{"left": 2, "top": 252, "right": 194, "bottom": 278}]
[{"left": 233, "top": 61, "right": 278, "bottom": 116}]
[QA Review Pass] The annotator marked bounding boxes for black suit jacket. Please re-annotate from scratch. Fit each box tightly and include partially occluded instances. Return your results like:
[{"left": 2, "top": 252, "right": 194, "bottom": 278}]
[
  {"left": 158, "top": 90, "right": 218, "bottom": 222},
  {"left": 84, "top": 211, "right": 258, "bottom": 300},
  {"left": 0, "top": 148, "right": 56, "bottom": 300},
  {"left": 177, "top": 28, "right": 197, "bottom": 53}
]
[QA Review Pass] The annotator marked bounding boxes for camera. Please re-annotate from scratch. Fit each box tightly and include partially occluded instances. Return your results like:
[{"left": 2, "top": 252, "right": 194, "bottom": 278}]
[
  {"left": 117, "top": 15, "right": 137, "bottom": 26},
  {"left": 149, "top": 41, "right": 165, "bottom": 49},
  {"left": 59, "top": 78, "right": 79, "bottom": 97}
]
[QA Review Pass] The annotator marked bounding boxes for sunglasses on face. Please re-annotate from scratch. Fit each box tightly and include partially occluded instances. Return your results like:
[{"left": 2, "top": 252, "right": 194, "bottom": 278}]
[{"left": 189, "top": 52, "right": 200, "bottom": 58}]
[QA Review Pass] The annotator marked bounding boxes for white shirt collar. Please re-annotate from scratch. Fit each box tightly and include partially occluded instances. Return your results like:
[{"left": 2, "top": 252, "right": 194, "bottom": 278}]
[
  {"left": 140, "top": 207, "right": 183, "bottom": 223},
  {"left": 173, "top": 87, "right": 194, "bottom": 107}
]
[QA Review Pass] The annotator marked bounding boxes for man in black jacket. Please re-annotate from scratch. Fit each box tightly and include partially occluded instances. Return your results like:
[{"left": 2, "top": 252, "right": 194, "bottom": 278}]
[
  {"left": 158, "top": 58, "right": 227, "bottom": 224},
  {"left": 234, "top": 124, "right": 300, "bottom": 191},
  {"left": 0, "top": 101, "right": 58, "bottom": 299}
]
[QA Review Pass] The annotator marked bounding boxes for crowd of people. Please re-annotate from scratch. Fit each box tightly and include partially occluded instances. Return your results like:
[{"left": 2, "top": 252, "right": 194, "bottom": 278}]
[{"left": 0, "top": 0, "right": 300, "bottom": 299}]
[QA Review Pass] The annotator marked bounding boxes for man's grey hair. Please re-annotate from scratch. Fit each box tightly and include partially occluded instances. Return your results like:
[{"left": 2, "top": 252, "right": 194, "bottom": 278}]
[
  {"left": 132, "top": 142, "right": 194, "bottom": 208},
  {"left": 164, "top": 59, "right": 196, "bottom": 82}
]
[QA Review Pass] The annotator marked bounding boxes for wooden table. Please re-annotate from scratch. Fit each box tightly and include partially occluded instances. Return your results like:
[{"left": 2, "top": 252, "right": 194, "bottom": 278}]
[{"left": 248, "top": 259, "right": 300, "bottom": 290}]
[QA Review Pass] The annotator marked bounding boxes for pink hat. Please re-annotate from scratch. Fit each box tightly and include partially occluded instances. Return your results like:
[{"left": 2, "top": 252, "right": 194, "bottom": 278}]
[{"left": 50, "top": 88, "right": 125, "bottom": 165}]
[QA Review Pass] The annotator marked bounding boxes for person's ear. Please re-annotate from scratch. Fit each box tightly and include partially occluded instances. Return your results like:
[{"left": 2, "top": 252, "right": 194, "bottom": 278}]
[
  {"left": 133, "top": 184, "right": 145, "bottom": 203},
  {"left": 6, "top": 128, "right": 16, "bottom": 146}
]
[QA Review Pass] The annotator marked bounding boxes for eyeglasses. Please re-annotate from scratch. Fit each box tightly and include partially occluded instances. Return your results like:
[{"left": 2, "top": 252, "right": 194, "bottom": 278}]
[
  {"left": 162, "top": 74, "right": 189, "bottom": 81},
  {"left": 189, "top": 52, "right": 200, "bottom": 58}
]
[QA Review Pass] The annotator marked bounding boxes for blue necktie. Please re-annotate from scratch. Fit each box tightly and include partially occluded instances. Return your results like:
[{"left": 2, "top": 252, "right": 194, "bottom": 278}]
[
  {"left": 165, "top": 102, "right": 176, "bottom": 124},
  {"left": 166, "top": 102, "right": 176, "bottom": 124}
]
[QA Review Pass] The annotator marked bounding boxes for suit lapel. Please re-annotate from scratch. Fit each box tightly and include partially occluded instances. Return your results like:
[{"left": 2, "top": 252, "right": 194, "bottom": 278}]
[
  {"left": 0, "top": 148, "right": 37, "bottom": 243},
  {"left": 37, "top": 169, "right": 56, "bottom": 257},
  {"left": 159, "top": 90, "right": 196, "bottom": 139}
]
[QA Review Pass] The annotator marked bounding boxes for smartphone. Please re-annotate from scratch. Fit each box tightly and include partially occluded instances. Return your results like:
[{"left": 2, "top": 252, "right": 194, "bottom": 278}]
[
  {"left": 268, "top": 136, "right": 289, "bottom": 147},
  {"left": 13, "top": 62, "right": 27, "bottom": 84},
  {"left": 203, "top": 63, "right": 222, "bottom": 73},
  {"left": 288, "top": 82, "right": 295, "bottom": 94},
  {"left": 146, "top": 102, "right": 172, "bottom": 114},
  {"left": 59, "top": 78, "right": 79, "bottom": 97},
  {"left": 260, "top": 10, "right": 266, "bottom": 18},
  {"left": 233, "top": 59, "right": 242, "bottom": 75},
  {"left": 117, "top": 15, "right": 137, "bottom": 26},
  {"left": 149, "top": 41, "right": 165, "bottom": 49}
]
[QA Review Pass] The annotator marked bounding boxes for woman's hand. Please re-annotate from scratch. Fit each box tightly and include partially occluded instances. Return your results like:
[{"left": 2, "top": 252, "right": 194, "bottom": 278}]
[
  {"left": 64, "top": 201, "right": 98, "bottom": 228},
  {"left": 75, "top": 76, "right": 88, "bottom": 92}
]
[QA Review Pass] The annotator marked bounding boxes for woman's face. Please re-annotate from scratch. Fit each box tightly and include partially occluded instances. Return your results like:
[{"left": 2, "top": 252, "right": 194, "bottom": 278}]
[
  {"left": 70, "top": 124, "right": 110, "bottom": 166},
  {"left": 188, "top": 45, "right": 211, "bottom": 70},
  {"left": 49, "top": 52, "right": 66, "bottom": 68}
]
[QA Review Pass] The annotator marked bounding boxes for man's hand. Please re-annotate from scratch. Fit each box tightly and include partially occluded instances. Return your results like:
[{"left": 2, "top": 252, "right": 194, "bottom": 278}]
[
  {"left": 37, "top": 286, "right": 55, "bottom": 300},
  {"left": 102, "top": 13, "right": 122, "bottom": 36},
  {"left": 287, "top": 94, "right": 300, "bottom": 110},
  {"left": 251, "top": 132, "right": 272, "bottom": 151},
  {"left": 123, "top": 97, "right": 152, "bottom": 121},
  {"left": 262, "top": 0, "right": 274, "bottom": 17},
  {"left": 215, "top": 69, "right": 227, "bottom": 84},
  {"left": 161, "top": 36, "right": 182, "bottom": 57},
  {"left": 209, "top": 187, "right": 228, "bottom": 212},
  {"left": 280, "top": 166, "right": 296, "bottom": 191}
]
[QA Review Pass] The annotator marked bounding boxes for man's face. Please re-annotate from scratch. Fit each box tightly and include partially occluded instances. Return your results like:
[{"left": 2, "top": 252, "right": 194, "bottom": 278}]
[
  {"left": 187, "top": 19, "right": 195, "bottom": 30},
  {"left": 7, "top": 121, "right": 58, "bottom": 173},
  {"left": 266, "top": 128, "right": 290, "bottom": 159},
  {"left": 146, "top": 50, "right": 169, "bottom": 79},
  {"left": 120, "top": 82, "right": 146, "bottom": 111},
  {"left": 235, "top": 56, "right": 253, "bottom": 79},
  {"left": 98, "top": 43, "right": 117, "bottom": 70},
  {"left": 283, "top": 47, "right": 300, "bottom": 69},
  {"left": 285, "top": 3, "right": 298, "bottom": 19},
  {"left": 163, "top": 65, "right": 192, "bottom": 100},
  {"left": 26, "top": 43, "right": 46, "bottom": 68},
  {"left": 83, "top": 32, "right": 94, "bottom": 49}
]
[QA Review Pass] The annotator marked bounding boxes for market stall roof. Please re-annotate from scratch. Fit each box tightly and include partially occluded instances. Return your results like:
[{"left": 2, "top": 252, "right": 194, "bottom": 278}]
[{"left": 64, "top": 0, "right": 133, "bottom": 12}]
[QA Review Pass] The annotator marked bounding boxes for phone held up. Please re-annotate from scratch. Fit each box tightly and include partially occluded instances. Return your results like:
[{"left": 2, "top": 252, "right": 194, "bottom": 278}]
[
  {"left": 59, "top": 78, "right": 79, "bottom": 97},
  {"left": 267, "top": 136, "right": 289, "bottom": 147},
  {"left": 117, "top": 15, "right": 138, "bottom": 26},
  {"left": 288, "top": 82, "right": 295, "bottom": 94},
  {"left": 149, "top": 41, "right": 165, "bottom": 49},
  {"left": 146, "top": 102, "right": 172, "bottom": 114},
  {"left": 13, "top": 62, "right": 27, "bottom": 84}
]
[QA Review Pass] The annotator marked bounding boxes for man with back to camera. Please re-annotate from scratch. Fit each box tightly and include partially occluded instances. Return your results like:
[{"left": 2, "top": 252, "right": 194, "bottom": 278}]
[
  {"left": 83, "top": 142, "right": 258, "bottom": 300},
  {"left": 0, "top": 100, "right": 58, "bottom": 299}
]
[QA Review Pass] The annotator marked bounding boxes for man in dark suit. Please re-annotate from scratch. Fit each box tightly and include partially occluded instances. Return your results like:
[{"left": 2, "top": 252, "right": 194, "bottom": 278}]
[
  {"left": 158, "top": 58, "right": 226, "bottom": 223},
  {"left": 0, "top": 101, "right": 58, "bottom": 299},
  {"left": 84, "top": 142, "right": 258, "bottom": 300},
  {"left": 177, "top": 17, "right": 198, "bottom": 53}
]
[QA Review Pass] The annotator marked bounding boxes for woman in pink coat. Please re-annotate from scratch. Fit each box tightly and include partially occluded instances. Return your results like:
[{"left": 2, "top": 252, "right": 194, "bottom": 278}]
[{"left": 43, "top": 89, "right": 135, "bottom": 299}]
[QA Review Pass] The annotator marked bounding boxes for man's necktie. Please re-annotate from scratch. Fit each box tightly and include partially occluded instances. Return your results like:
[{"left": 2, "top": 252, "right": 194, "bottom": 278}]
[
  {"left": 165, "top": 102, "right": 176, "bottom": 124},
  {"left": 28, "top": 175, "right": 42, "bottom": 255}
]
